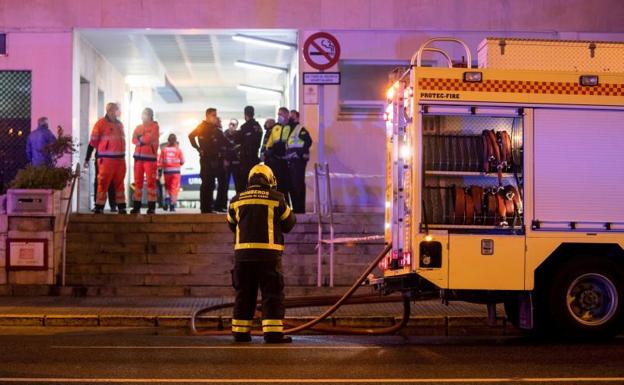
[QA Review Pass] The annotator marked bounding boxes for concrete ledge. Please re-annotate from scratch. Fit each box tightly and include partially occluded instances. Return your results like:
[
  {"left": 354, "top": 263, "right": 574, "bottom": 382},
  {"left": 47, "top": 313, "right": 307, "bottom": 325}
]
[
  {"left": 0, "top": 314, "right": 45, "bottom": 326},
  {"left": 99, "top": 315, "right": 157, "bottom": 327},
  {"left": 45, "top": 315, "right": 99, "bottom": 327}
]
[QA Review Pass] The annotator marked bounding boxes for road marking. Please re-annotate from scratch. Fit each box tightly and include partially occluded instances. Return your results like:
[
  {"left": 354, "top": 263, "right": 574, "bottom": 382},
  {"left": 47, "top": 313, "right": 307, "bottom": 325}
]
[
  {"left": 52, "top": 345, "right": 380, "bottom": 350},
  {"left": 1, "top": 377, "right": 624, "bottom": 383}
]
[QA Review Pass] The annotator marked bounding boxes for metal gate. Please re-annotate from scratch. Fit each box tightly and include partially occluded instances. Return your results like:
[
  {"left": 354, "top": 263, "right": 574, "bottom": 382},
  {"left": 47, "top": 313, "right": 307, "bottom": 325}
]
[{"left": 0, "top": 71, "right": 32, "bottom": 192}]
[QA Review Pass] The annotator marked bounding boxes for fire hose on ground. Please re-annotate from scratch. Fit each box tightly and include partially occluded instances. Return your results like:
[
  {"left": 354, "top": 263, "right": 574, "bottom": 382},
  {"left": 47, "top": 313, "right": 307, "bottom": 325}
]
[{"left": 190, "top": 243, "right": 413, "bottom": 336}]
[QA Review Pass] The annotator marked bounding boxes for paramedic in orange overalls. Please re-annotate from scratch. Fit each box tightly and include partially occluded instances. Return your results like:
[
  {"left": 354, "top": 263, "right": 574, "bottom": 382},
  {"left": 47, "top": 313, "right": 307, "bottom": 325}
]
[
  {"left": 84, "top": 102, "right": 127, "bottom": 214},
  {"left": 130, "top": 108, "right": 160, "bottom": 214},
  {"left": 158, "top": 133, "right": 185, "bottom": 212}
]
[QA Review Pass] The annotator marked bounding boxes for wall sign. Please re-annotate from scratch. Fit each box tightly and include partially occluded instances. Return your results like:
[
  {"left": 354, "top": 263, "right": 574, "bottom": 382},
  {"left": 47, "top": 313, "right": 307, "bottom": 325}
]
[
  {"left": 6, "top": 238, "right": 48, "bottom": 270},
  {"left": 303, "top": 32, "right": 341, "bottom": 71},
  {"left": 303, "top": 72, "right": 341, "bottom": 85}
]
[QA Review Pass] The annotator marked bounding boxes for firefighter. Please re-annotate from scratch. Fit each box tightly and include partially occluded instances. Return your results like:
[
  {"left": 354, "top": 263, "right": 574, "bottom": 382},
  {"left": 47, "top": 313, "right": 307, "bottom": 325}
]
[
  {"left": 227, "top": 163, "right": 296, "bottom": 344},
  {"left": 158, "top": 133, "right": 185, "bottom": 212},
  {"left": 84, "top": 102, "right": 127, "bottom": 214},
  {"left": 285, "top": 110, "right": 312, "bottom": 214},
  {"left": 264, "top": 107, "right": 292, "bottom": 199},
  {"left": 224, "top": 118, "right": 245, "bottom": 194},
  {"left": 130, "top": 108, "right": 160, "bottom": 214},
  {"left": 189, "top": 108, "right": 228, "bottom": 213},
  {"left": 238, "top": 105, "right": 263, "bottom": 185}
]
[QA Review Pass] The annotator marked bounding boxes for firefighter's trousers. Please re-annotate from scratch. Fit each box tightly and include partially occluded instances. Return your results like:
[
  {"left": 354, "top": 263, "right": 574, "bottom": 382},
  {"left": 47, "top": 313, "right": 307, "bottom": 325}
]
[
  {"left": 96, "top": 158, "right": 126, "bottom": 206},
  {"left": 134, "top": 160, "right": 158, "bottom": 202},
  {"left": 232, "top": 260, "right": 286, "bottom": 336},
  {"left": 164, "top": 173, "right": 181, "bottom": 204}
]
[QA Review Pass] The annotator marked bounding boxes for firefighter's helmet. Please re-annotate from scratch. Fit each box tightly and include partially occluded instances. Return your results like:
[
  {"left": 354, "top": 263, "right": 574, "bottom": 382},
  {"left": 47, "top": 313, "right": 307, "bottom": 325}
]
[{"left": 248, "top": 163, "right": 277, "bottom": 189}]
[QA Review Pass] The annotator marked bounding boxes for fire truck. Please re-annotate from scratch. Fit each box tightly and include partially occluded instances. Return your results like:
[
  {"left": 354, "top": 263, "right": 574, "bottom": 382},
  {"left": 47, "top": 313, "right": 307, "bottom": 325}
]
[{"left": 377, "top": 37, "right": 624, "bottom": 337}]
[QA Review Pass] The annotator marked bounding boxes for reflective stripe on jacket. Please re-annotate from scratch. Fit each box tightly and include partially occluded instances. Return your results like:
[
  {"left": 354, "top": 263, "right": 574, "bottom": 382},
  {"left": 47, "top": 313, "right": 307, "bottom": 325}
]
[
  {"left": 285, "top": 124, "right": 313, "bottom": 160},
  {"left": 89, "top": 117, "right": 126, "bottom": 159},
  {"left": 226, "top": 185, "right": 296, "bottom": 261},
  {"left": 132, "top": 121, "right": 160, "bottom": 161},
  {"left": 158, "top": 145, "right": 185, "bottom": 174},
  {"left": 264, "top": 124, "right": 292, "bottom": 159}
]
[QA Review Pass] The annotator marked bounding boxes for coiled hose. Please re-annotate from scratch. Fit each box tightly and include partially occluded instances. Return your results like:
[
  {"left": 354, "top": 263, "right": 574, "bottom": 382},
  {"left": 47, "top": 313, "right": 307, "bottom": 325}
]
[{"left": 190, "top": 243, "right": 411, "bottom": 336}]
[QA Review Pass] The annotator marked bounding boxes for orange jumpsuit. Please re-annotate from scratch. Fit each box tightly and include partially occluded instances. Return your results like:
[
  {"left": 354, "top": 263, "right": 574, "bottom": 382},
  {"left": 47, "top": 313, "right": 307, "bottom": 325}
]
[
  {"left": 132, "top": 121, "right": 160, "bottom": 203},
  {"left": 158, "top": 144, "right": 185, "bottom": 204},
  {"left": 89, "top": 117, "right": 126, "bottom": 206}
]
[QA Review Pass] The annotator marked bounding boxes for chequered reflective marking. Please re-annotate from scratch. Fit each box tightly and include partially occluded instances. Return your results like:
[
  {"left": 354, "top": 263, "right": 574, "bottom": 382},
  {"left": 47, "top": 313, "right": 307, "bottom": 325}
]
[{"left": 418, "top": 78, "right": 624, "bottom": 96}]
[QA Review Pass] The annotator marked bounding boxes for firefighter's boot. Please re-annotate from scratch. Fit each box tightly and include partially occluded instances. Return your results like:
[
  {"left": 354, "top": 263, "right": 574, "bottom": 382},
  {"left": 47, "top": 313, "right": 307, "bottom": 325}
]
[
  {"left": 264, "top": 333, "right": 292, "bottom": 344},
  {"left": 163, "top": 197, "right": 170, "bottom": 211},
  {"left": 130, "top": 201, "right": 141, "bottom": 214},
  {"left": 233, "top": 332, "right": 252, "bottom": 343},
  {"left": 147, "top": 202, "right": 156, "bottom": 214},
  {"left": 169, "top": 203, "right": 176, "bottom": 212},
  {"left": 93, "top": 204, "right": 104, "bottom": 214},
  {"left": 117, "top": 203, "right": 127, "bottom": 215}
]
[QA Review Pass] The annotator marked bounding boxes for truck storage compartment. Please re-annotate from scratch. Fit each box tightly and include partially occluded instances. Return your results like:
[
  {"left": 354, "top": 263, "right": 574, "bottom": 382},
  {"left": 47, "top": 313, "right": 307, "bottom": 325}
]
[{"left": 420, "top": 109, "right": 524, "bottom": 231}]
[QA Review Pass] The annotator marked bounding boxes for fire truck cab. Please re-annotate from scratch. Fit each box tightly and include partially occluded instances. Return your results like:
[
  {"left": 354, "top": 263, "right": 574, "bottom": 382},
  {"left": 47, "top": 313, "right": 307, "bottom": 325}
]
[{"left": 377, "top": 37, "right": 624, "bottom": 337}]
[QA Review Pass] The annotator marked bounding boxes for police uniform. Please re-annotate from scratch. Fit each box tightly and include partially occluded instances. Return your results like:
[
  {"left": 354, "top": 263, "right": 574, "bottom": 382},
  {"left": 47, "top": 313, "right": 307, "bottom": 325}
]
[
  {"left": 264, "top": 123, "right": 292, "bottom": 198},
  {"left": 238, "top": 118, "right": 263, "bottom": 184},
  {"left": 189, "top": 120, "right": 228, "bottom": 213},
  {"left": 285, "top": 123, "right": 312, "bottom": 213},
  {"left": 226, "top": 164, "right": 296, "bottom": 343},
  {"left": 224, "top": 128, "right": 245, "bottom": 194}
]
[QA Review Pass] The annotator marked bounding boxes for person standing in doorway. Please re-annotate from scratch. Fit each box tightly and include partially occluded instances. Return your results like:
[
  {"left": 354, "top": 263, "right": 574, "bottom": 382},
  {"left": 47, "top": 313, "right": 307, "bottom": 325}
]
[
  {"left": 84, "top": 102, "right": 127, "bottom": 214},
  {"left": 238, "top": 106, "right": 263, "bottom": 186},
  {"left": 25, "top": 117, "right": 56, "bottom": 167},
  {"left": 188, "top": 108, "right": 228, "bottom": 213},
  {"left": 260, "top": 118, "right": 276, "bottom": 163},
  {"left": 224, "top": 118, "right": 245, "bottom": 194},
  {"left": 285, "top": 110, "right": 312, "bottom": 213},
  {"left": 264, "top": 107, "right": 292, "bottom": 199},
  {"left": 159, "top": 134, "right": 185, "bottom": 212},
  {"left": 214, "top": 117, "right": 229, "bottom": 212},
  {"left": 130, "top": 108, "right": 160, "bottom": 214}
]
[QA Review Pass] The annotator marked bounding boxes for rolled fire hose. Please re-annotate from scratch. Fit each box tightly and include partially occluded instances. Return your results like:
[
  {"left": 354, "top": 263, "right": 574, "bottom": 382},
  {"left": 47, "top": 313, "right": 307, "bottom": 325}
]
[{"left": 190, "top": 243, "right": 412, "bottom": 336}]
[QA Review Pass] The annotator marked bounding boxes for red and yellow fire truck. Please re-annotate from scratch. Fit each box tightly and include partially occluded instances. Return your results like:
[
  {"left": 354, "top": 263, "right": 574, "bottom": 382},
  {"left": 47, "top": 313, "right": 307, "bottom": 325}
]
[{"left": 378, "top": 37, "right": 624, "bottom": 337}]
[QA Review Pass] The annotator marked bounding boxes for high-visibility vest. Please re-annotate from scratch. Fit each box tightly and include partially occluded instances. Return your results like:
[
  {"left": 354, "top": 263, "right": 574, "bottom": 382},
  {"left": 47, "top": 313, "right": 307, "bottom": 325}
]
[
  {"left": 285, "top": 124, "right": 311, "bottom": 160},
  {"left": 158, "top": 145, "right": 185, "bottom": 174},
  {"left": 265, "top": 124, "right": 292, "bottom": 158},
  {"left": 89, "top": 117, "right": 126, "bottom": 159},
  {"left": 132, "top": 121, "right": 160, "bottom": 161}
]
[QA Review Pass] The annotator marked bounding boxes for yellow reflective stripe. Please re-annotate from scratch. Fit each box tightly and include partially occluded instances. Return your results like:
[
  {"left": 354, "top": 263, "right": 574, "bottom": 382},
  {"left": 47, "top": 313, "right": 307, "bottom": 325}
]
[
  {"left": 235, "top": 243, "right": 284, "bottom": 251},
  {"left": 231, "top": 198, "right": 278, "bottom": 209},
  {"left": 232, "top": 326, "right": 251, "bottom": 333},
  {"left": 226, "top": 212, "right": 235, "bottom": 224},
  {"left": 235, "top": 207, "right": 241, "bottom": 245},
  {"left": 232, "top": 319, "right": 253, "bottom": 326},
  {"left": 280, "top": 206, "right": 292, "bottom": 221},
  {"left": 262, "top": 326, "right": 284, "bottom": 333},
  {"left": 262, "top": 319, "right": 283, "bottom": 326},
  {"left": 268, "top": 204, "right": 274, "bottom": 246}
]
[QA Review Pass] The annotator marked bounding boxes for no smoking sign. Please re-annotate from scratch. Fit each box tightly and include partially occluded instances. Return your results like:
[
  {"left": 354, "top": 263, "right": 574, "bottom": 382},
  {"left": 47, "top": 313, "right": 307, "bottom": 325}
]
[{"left": 303, "top": 32, "right": 341, "bottom": 71}]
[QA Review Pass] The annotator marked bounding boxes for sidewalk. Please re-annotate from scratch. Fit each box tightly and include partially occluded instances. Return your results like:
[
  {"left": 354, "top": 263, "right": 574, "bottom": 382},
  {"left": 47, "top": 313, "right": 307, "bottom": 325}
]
[{"left": 0, "top": 296, "right": 514, "bottom": 335}]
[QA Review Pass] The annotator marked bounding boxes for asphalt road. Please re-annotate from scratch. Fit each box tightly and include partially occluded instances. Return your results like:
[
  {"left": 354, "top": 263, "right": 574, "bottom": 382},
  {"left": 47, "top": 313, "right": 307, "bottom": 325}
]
[{"left": 0, "top": 327, "right": 622, "bottom": 384}]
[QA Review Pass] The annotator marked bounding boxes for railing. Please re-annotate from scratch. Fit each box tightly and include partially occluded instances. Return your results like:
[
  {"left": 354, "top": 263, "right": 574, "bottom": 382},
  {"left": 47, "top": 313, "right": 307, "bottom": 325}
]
[
  {"left": 314, "top": 162, "right": 335, "bottom": 287},
  {"left": 60, "top": 163, "right": 80, "bottom": 287}
]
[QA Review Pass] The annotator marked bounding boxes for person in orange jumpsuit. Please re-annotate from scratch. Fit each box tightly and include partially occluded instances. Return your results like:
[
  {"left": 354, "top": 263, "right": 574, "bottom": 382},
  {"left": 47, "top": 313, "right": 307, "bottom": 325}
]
[
  {"left": 130, "top": 108, "right": 160, "bottom": 214},
  {"left": 158, "top": 133, "right": 185, "bottom": 212},
  {"left": 84, "top": 102, "right": 127, "bottom": 214}
]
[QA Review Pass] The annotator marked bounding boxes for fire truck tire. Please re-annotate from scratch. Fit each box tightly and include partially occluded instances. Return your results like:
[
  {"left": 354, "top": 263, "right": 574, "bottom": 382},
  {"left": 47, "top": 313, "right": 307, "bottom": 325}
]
[
  {"left": 503, "top": 298, "right": 520, "bottom": 329},
  {"left": 540, "top": 257, "right": 623, "bottom": 339}
]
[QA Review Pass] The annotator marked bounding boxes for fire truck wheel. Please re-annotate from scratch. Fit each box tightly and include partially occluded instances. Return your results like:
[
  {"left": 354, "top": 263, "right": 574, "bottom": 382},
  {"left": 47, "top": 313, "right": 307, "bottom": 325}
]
[
  {"left": 542, "top": 258, "right": 623, "bottom": 339},
  {"left": 503, "top": 298, "right": 520, "bottom": 329}
]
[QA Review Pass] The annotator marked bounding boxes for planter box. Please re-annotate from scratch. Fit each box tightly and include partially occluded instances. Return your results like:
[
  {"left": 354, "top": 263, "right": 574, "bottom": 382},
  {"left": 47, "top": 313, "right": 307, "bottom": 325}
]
[{"left": 7, "top": 189, "right": 61, "bottom": 216}]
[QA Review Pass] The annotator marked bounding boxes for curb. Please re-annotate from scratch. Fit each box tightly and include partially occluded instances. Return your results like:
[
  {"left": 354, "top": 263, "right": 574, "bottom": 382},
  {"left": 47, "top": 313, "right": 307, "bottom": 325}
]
[{"left": 0, "top": 314, "right": 516, "bottom": 334}]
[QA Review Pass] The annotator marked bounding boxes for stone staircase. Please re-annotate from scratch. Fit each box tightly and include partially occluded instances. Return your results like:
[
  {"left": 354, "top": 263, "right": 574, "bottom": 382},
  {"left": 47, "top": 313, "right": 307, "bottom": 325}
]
[{"left": 65, "top": 213, "right": 385, "bottom": 296}]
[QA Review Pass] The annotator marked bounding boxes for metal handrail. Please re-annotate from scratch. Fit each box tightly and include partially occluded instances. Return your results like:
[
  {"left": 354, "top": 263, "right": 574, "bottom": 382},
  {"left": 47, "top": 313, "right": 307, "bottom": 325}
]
[
  {"left": 314, "top": 162, "right": 335, "bottom": 287},
  {"left": 421, "top": 47, "right": 453, "bottom": 68},
  {"left": 60, "top": 163, "right": 80, "bottom": 287},
  {"left": 412, "top": 37, "right": 472, "bottom": 68}
]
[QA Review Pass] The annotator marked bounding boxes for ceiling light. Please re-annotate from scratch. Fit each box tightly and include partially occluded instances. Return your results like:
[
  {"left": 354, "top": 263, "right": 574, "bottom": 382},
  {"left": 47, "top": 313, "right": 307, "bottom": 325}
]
[
  {"left": 235, "top": 60, "right": 287, "bottom": 74},
  {"left": 237, "top": 84, "right": 283, "bottom": 95},
  {"left": 232, "top": 34, "right": 296, "bottom": 50}
]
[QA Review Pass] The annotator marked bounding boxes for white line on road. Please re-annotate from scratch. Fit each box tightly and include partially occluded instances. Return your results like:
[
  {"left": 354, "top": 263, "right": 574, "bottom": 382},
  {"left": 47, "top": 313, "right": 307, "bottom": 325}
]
[{"left": 1, "top": 377, "right": 624, "bottom": 383}]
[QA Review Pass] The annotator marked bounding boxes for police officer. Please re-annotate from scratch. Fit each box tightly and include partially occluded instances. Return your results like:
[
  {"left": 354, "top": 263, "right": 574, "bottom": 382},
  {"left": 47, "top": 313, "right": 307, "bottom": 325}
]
[
  {"left": 285, "top": 110, "right": 312, "bottom": 213},
  {"left": 238, "top": 105, "right": 263, "bottom": 183},
  {"left": 224, "top": 118, "right": 245, "bottom": 194},
  {"left": 84, "top": 102, "right": 127, "bottom": 214},
  {"left": 188, "top": 108, "right": 228, "bottom": 213},
  {"left": 227, "top": 164, "right": 296, "bottom": 344},
  {"left": 264, "top": 107, "right": 292, "bottom": 198}
]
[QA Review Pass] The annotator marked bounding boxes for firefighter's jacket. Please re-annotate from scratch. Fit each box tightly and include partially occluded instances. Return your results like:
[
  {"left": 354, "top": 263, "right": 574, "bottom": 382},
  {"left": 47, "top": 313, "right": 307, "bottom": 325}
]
[
  {"left": 89, "top": 116, "right": 126, "bottom": 159},
  {"left": 227, "top": 185, "right": 296, "bottom": 262}
]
